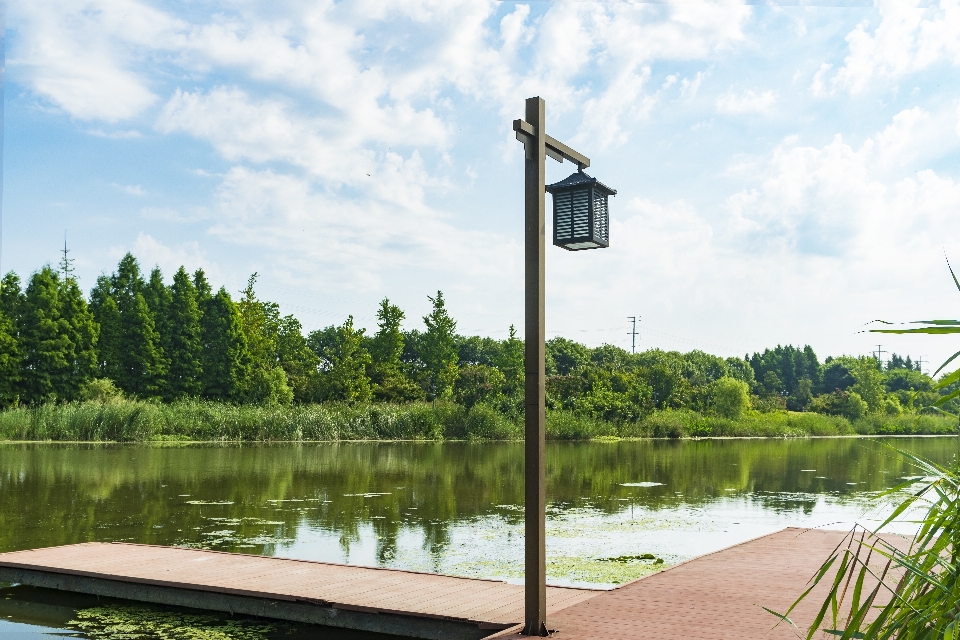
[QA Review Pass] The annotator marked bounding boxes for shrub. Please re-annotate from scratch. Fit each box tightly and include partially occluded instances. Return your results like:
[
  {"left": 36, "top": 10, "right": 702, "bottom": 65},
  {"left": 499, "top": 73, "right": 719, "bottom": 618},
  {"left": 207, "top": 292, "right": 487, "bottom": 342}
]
[
  {"left": 77, "top": 378, "right": 123, "bottom": 403},
  {"left": 464, "top": 403, "right": 517, "bottom": 440},
  {"left": 708, "top": 377, "right": 751, "bottom": 420}
]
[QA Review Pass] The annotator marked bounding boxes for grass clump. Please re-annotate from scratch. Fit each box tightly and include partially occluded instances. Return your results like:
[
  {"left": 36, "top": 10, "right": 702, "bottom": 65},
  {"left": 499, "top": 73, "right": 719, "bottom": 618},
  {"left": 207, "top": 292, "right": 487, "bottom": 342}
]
[{"left": 0, "top": 399, "right": 955, "bottom": 442}]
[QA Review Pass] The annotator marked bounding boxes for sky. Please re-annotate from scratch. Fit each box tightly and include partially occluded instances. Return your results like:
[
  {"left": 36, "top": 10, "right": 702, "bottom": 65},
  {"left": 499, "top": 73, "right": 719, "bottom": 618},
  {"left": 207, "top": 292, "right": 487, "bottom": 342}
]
[{"left": 2, "top": 0, "right": 960, "bottom": 370}]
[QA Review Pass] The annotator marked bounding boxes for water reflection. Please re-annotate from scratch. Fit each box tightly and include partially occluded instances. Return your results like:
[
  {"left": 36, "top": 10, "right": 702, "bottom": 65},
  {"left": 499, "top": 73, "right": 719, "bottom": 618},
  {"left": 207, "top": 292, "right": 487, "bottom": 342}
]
[{"left": 0, "top": 437, "right": 955, "bottom": 586}]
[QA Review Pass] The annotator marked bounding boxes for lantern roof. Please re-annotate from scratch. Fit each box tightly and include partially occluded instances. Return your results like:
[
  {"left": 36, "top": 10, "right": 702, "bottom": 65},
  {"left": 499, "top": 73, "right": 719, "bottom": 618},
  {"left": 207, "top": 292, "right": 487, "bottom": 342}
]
[{"left": 545, "top": 170, "right": 617, "bottom": 197}]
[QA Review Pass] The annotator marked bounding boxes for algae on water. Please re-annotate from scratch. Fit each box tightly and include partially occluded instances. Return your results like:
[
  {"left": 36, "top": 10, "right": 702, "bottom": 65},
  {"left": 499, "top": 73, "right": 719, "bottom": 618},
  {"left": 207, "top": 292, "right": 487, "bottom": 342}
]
[{"left": 69, "top": 605, "right": 274, "bottom": 640}]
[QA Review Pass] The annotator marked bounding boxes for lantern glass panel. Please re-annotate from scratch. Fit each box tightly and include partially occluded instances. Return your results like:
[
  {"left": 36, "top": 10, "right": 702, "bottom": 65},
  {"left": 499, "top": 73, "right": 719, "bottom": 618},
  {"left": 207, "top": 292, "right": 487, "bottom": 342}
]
[{"left": 545, "top": 171, "right": 616, "bottom": 251}]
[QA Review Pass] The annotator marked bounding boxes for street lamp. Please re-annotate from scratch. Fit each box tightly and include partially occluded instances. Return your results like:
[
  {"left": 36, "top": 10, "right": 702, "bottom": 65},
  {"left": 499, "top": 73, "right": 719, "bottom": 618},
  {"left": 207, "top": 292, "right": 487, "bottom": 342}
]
[
  {"left": 513, "top": 97, "right": 614, "bottom": 636},
  {"left": 546, "top": 171, "right": 616, "bottom": 251}
]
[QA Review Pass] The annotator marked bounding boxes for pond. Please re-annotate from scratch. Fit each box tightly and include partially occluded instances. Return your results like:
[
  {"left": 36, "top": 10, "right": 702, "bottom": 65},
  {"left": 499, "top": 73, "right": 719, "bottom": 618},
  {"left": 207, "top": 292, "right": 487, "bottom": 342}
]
[{"left": 0, "top": 436, "right": 956, "bottom": 638}]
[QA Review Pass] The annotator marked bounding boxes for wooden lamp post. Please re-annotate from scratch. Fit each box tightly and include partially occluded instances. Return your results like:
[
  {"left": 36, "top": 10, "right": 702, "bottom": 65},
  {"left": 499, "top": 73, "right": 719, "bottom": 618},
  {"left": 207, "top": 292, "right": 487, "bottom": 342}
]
[{"left": 513, "top": 97, "right": 615, "bottom": 636}]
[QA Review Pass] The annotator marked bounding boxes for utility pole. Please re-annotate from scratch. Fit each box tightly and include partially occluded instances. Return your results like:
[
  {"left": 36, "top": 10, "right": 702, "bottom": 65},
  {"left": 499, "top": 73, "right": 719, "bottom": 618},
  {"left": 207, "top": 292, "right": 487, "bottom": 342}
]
[
  {"left": 514, "top": 97, "right": 591, "bottom": 637},
  {"left": 917, "top": 355, "right": 927, "bottom": 375},
  {"left": 873, "top": 344, "right": 887, "bottom": 367},
  {"left": 627, "top": 316, "right": 639, "bottom": 354}
]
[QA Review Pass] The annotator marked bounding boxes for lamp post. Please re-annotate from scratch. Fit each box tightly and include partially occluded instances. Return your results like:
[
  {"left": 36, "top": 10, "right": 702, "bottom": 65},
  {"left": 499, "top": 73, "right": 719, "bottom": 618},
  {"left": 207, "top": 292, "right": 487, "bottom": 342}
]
[{"left": 513, "top": 97, "right": 615, "bottom": 636}]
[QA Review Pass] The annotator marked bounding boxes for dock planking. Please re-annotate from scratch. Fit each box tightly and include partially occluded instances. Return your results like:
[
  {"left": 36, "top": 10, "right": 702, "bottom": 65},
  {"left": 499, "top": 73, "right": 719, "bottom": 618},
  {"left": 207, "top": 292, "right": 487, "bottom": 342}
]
[
  {"left": 0, "top": 527, "right": 909, "bottom": 639},
  {"left": 0, "top": 541, "right": 595, "bottom": 639}
]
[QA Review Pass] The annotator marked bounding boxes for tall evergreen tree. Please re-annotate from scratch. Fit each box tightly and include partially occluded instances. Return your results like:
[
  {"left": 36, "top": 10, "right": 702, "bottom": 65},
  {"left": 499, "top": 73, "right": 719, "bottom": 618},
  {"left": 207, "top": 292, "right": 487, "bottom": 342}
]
[
  {"left": 193, "top": 269, "right": 212, "bottom": 307},
  {"left": 370, "top": 298, "right": 405, "bottom": 368},
  {"left": 143, "top": 267, "right": 172, "bottom": 397},
  {"left": 18, "top": 267, "right": 72, "bottom": 403},
  {"left": 0, "top": 272, "right": 24, "bottom": 406},
  {"left": 165, "top": 267, "right": 203, "bottom": 399},
  {"left": 89, "top": 275, "right": 123, "bottom": 383},
  {"left": 0, "top": 308, "right": 21, "bottom": 407},
  {"left": 421, "top": 291, "right": 459, "bottom": 397},
  {"left": 57, "top": 276, "right": 99, "bottom": 400},
  {"left": 201, "top": 287, "right": 249, "bottom": 401},
  {"left": 107, "top": 254, "right": 166, "bottom": 396},
  {"left": 366, "top": 299, "right": 421, "bottom": 402},
  {"left": 1, "top": 272, "right": 24, "bottom": 321}
]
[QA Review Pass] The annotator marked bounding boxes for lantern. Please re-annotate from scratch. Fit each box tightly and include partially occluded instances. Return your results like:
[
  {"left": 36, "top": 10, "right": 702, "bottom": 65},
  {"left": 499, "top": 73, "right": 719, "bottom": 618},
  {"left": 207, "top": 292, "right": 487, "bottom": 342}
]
[{"left": 545, "top": 170, "right": 616, "bottom": 251}]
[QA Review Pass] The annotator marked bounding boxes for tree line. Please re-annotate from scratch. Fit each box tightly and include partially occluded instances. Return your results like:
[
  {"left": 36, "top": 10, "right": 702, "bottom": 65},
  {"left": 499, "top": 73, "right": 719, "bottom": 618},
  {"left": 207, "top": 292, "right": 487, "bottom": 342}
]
[{"left": 0, "top": 253, "right": 947, "bottom": 423}]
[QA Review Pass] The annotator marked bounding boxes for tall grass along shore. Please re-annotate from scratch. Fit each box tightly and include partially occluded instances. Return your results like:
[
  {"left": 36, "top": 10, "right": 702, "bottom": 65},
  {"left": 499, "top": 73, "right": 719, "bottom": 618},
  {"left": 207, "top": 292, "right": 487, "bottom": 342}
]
[{"left": 0, "top": 398, "right": 954, "bottom": 443}]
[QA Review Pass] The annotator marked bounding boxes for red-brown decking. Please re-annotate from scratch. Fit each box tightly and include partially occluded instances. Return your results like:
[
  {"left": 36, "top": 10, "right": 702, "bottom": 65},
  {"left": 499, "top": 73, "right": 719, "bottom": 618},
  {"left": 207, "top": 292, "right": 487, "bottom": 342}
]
[
  {"left": 492, "top": 527, "right": 907, "bottom": 640},
  {"left": 0, "top": 527, "right": 909, "bottom": 639}
]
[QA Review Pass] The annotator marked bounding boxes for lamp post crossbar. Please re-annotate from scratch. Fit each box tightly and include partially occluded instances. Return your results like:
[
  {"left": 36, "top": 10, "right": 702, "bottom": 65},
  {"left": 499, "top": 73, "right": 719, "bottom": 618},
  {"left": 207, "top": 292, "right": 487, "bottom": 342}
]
[{"left": 514, "top": 97, "right": 590, "bottom": 637}]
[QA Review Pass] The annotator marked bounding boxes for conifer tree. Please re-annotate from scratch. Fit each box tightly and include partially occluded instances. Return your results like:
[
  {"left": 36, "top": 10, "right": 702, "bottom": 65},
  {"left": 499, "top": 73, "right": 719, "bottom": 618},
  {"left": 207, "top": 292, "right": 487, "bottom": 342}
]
[
  {"left": 166, "top": 266, "right": 203, "bottom": 399},
  {"left": 143, "top": 267, "right": 172, "bottom": 396},
  {"left": 18, "top": 267, "right": 71, "bottom": 403},
  {"left": 368, "top": 298, "right": 421, "bottom": 402},
  {"left": 89, "top": 275, "right": 123, "bottom": 383},
  {"left": 0, "top": 308, "right": 21, "bottom": 407},
  {"left": 1, "top": 272, "right": 24, "bottom": 320},
  {"left": 0, "top": 272, "right": 24, "bottom": 406},
  {"left": 57, "top": 276, "right": 99, "bottom": 399},
  {"left": 422, "top": 291, "right": 459, "bottom": 397},
  {"left": 201, "top": 287, "right": 249, "bottom": 401},
  {"left": 108, "top": 254, "right": 166, "bottom": 396},
  {"left": 193, "top": 269, "right": 212, "bottom": 307}
]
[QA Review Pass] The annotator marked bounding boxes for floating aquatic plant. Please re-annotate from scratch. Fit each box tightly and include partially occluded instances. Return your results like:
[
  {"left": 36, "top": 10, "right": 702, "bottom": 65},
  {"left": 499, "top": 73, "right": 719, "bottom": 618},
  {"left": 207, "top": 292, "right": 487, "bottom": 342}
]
[{"left": 69, "top": 605, "right": 274, "bottom": 640}]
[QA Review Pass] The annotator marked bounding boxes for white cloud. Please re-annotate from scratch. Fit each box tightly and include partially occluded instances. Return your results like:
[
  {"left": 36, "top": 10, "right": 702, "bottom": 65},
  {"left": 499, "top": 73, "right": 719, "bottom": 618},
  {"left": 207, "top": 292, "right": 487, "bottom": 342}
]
[
  {"left": 113, "top": 183, "right": 145, "bottom": 196},
  {"left": 116, "top": 233, "right": 222, "bottom": 284},
  {"left": 206, "top": 166, "right": 516, "bottom": 293},
  {"left": 832, "top": 0, "right": 960, "bottom": 93},
  {"left": 8, "top": 0, "right": 185, "bottom": 121},
  {"left": 716, "top": 89, "right": 777, "bottom": 114},
  {"left": 87, "top": 129, "right": 143, "bottom": 139}
]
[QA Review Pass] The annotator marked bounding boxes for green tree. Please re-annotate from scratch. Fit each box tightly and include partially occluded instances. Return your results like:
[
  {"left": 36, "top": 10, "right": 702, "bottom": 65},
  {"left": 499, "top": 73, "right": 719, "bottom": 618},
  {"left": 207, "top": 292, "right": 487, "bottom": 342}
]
[
  {"left": 274, "top": 314, "right": 319, "bottom": 402},
  {"left": 454, "top": 365, "right": 506, "bottom": 408},
  {"left": 89, "top": 275, "right": 123, "bottom": 384},
  {"left": 495, "top": 325, "right": 524, "bottom": 397},
  {"left": 105, "top": 254, "right": 166, "bottom": 396},
  {"left": 546, "top": 337, "right": 590, "bottom": 376},
  {"left": 193, "top": 269, "right": 212, "bottom": 307},
  {"left": 18, "top": 267, "right": 72, "bottom": 403},
  {"left": 0, "top": 308, "right": 21, "bottom": 407},
  {"left": 165, "top": 267, "right": 204, "bottom": 399},
  {"left": 0, "top": 272, "right": 24, "bottom": 320},
  {"left": 368, "top": 299, "right": 421, "bottom": 403},
  {"left": 421, "top": 291, "right": 458, "bottom": 398},
  {"left": 236, "top": 273, "right": 277, "bottom": 371},
  {"left": 850, "top": 356, "right": 886, "bottom": 413},
  {"left": 0, "top": 273, "right": 23, "bottom": 407},
  {"left": 313, "top": 316, "right": 372, "bottom": 403},
  {"left": 200, "top": 288, "right": 250, "bottom": 401},
  {"left": 707, "top": 376, "right": 751, "bottom": 420},
  {"left": 57, "top": 275, "right": 99, "bottom": 400}
]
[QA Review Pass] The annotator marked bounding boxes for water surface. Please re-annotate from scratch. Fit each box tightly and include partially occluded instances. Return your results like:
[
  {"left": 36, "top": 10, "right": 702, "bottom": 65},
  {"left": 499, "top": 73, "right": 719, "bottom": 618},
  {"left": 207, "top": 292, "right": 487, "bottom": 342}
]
[{"left": 0, "top": 437, "right": 956, "bottom": 636}]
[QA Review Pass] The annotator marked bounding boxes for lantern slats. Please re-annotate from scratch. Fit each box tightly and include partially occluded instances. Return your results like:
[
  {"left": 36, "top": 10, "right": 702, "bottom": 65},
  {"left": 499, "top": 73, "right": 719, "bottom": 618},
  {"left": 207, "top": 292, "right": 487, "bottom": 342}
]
[{"left": 545, "top": 170, "right": 616, "bottom": 251}]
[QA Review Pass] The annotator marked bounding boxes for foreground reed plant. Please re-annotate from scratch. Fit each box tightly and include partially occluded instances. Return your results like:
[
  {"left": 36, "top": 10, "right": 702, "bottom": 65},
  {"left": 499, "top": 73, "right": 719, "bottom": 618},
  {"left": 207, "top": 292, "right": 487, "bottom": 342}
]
[{"left": 770, "top": 444, "right": 960, "bottom": 639}]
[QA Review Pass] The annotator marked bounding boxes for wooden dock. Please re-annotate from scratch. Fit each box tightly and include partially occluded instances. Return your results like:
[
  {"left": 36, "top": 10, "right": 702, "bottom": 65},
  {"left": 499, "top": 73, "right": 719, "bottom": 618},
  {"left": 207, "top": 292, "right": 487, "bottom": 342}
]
[{"left": 0, "top": 528, "right": 904, "bottom": 639}]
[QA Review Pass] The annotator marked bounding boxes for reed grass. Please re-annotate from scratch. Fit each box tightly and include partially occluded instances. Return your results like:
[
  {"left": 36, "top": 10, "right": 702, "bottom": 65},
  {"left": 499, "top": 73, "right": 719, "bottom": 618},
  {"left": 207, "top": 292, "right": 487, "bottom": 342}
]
[{"left": 0, "top": 399, "right": 954, "bottom": 442}]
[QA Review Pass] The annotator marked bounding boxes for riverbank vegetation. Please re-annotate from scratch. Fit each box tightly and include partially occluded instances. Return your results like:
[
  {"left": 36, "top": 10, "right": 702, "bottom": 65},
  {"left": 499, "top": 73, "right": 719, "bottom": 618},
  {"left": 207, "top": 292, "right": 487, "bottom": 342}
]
[
  {"left": 0, "top": 398, "right": 956, "bottom": 442},
  {"left": 0, "top": 253, "right": 956, "bottom": 441}
]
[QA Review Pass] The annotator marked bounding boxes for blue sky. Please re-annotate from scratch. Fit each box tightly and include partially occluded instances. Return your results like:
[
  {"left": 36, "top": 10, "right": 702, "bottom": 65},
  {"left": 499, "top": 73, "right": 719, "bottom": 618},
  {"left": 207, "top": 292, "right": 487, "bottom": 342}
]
[{"left": 3, "top": 0, "right": 960, "bottom": 368}]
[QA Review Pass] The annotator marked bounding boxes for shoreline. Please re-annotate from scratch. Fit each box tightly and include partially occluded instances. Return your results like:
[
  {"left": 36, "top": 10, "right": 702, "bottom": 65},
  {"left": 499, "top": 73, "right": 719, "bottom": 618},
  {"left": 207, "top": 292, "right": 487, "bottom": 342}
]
[{"left": 1, "top": 432, "right": 957, "bottom": 445}]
